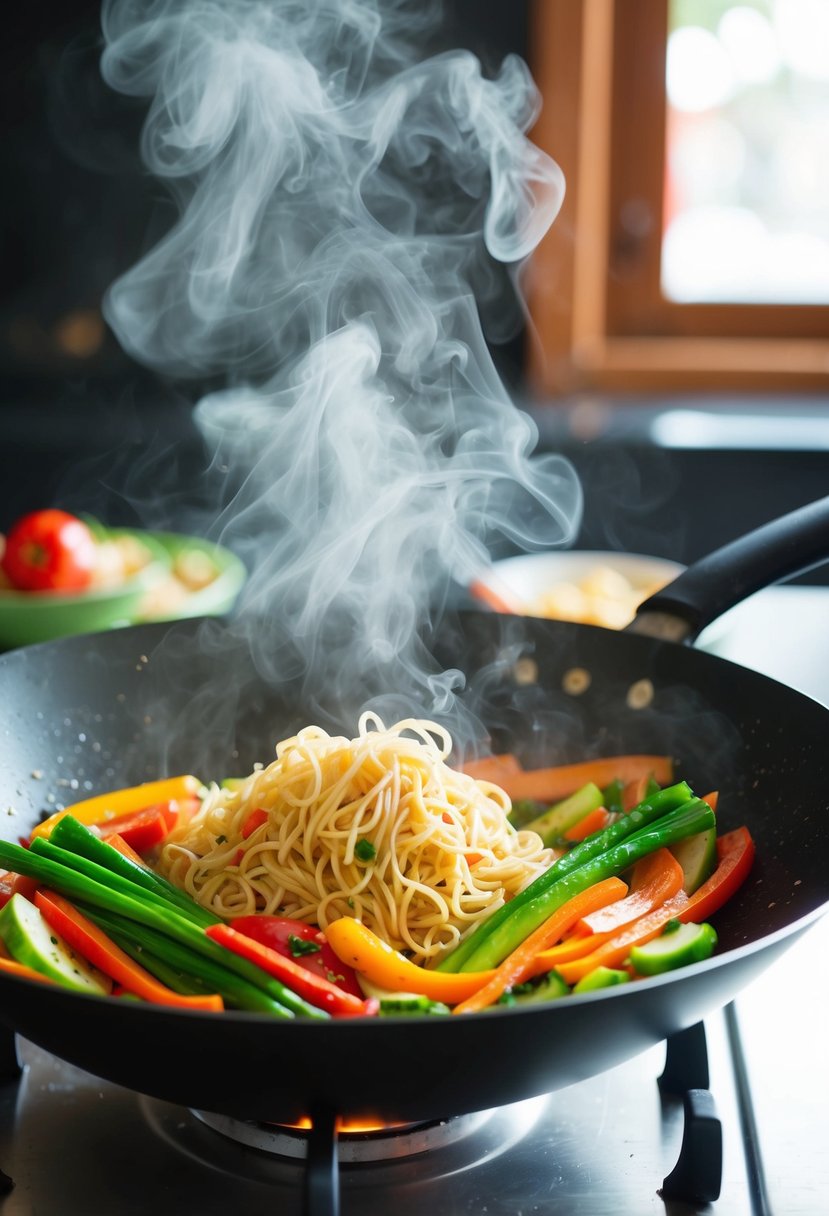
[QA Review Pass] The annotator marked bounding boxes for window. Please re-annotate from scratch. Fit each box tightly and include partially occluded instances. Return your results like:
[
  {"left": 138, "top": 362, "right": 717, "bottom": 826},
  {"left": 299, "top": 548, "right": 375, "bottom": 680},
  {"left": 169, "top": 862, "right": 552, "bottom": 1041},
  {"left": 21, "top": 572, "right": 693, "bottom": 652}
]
[{"left": 526, "top": 0, "right": 829, "bottom": 394}]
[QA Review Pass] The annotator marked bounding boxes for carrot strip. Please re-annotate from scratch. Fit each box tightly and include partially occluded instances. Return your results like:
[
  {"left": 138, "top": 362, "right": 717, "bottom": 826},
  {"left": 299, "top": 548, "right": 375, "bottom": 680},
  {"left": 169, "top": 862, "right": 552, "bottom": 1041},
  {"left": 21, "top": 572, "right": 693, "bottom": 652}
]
[
  {"left": 452, "top": 876, "right": 628, "bottom": 1014},
  {"left": 621, "top": 775, "right": 650, "bottom": 811},
  {"left": 563, "top": 806, "right": 611, "bottom": 842},
  {"left": 476, "top": 756, "right": 674, "bottom": 804},
  {"left": 702, "top": 791, "right": 719, "bottom": 813},
  {"left": 105, "top": 833, "right": 149, "bottom": 867},
  {"left": 576, "top": 847, "right": 684, "bottom": 935},
  {"left": 556, "top": 897, "right": 689, "bottom": 984},
  {"left": 34, "top": 890, "right": 224, "bottom": 1012},
  {"left": 458, "top": 754, "right": 523, "bottom": 784},
  {"left": 555, "top": 826, "right": 755, "bottom": 984},
  {"left": 527, "top": 931, "right": 615, "bottom": 975},
  {"left": 468, "top": 578, "right": 523, "bottom": 615},
  {"left": 0, "top": 954, "right": 56, "bottom": 985}
]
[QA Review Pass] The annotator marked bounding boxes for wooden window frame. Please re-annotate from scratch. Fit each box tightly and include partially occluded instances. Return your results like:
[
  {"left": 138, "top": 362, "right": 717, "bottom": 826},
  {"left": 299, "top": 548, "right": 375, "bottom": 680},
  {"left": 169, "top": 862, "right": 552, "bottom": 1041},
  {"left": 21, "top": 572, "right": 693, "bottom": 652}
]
[{"left": 525, "top": 0, "right": 829, "bottom": 395}]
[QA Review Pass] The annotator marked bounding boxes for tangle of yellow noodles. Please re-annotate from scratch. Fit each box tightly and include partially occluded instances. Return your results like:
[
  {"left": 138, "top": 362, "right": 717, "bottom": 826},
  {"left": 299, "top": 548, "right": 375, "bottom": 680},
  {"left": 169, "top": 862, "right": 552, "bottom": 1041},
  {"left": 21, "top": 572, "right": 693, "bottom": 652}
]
[{"left": 158, "top": 715, "right": 553, "bottom": 963}]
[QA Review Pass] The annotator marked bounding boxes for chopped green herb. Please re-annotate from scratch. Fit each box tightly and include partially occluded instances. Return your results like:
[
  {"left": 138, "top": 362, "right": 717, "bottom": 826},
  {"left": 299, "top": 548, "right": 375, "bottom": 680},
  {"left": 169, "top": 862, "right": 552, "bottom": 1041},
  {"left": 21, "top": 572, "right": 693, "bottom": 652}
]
[
  {"left": 215, "top": 835, "right": 227, "bottom": 845},
  {"left": 288, "top": 934, "right": 322, "bottom": 958},
  {"left": 50, "top": 936, "right": 58, "bottom": 945},
  {"left": 662, "top": 918, "right": 682, "bottom": 935},
  {"left": 354, "top": 838, "right": 377, "bottom": 862}
]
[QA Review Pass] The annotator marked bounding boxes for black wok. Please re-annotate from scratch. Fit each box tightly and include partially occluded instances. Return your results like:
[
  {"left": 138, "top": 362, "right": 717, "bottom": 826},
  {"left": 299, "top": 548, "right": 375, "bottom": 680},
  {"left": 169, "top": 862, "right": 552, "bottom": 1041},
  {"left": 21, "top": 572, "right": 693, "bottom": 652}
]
[{"left": 1, "top": 499, "right": 828, "bottom": 1126}]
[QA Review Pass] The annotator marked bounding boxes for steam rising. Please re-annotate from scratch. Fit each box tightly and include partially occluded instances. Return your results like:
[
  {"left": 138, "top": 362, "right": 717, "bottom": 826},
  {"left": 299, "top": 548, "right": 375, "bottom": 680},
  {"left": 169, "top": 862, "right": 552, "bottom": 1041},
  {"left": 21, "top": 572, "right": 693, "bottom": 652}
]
[{"left": 101, "top": 0, "right": 581, "bottom": 719}]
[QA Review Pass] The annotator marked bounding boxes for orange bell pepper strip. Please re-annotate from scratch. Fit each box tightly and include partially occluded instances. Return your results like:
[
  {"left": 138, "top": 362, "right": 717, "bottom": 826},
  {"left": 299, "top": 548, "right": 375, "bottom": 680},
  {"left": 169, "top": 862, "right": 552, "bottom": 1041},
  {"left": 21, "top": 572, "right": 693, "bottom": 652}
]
[
  {"left": 324, "top": 918, "right": 497, "bottom": 1004},
  {"left": 452, "top": 876, "right": 628, "bottom": 1014},
  {"left": 460, "top": 756, "right": 674, "bottom": 804},
  {"left": 576, "top": 847, "right": 685, "bottom": 936},
  {"left": 34, "top": 890, "right": 224, "bottom": 1012},
  {"left": 30, "top": 776, "right": 202, "bottom": 842},
  {"left": 555, "top": 826, "right": 755, "bottom": 985}
]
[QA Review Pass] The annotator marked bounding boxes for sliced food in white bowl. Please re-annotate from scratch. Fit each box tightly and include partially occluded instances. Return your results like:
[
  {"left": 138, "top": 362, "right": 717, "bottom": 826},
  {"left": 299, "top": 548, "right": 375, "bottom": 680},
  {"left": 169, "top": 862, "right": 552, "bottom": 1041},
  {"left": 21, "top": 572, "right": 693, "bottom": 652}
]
[{"left": 470, "top": 551, "right": 684, "bottom": 629}]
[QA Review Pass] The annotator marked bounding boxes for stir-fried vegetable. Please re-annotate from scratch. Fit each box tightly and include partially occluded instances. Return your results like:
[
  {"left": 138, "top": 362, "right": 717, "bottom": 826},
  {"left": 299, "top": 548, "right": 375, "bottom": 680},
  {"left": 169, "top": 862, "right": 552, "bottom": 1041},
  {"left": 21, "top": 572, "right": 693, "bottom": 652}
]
[{"left": 0, "top": 754, "right": 756, "bottom": 1018}]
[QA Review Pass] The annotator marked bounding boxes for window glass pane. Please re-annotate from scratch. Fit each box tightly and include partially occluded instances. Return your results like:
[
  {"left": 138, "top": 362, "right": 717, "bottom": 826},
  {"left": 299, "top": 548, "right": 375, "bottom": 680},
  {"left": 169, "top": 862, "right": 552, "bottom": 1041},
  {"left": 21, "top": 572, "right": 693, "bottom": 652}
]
[{"left": 662, "top": 0, "right": 829, "bottom": 303}]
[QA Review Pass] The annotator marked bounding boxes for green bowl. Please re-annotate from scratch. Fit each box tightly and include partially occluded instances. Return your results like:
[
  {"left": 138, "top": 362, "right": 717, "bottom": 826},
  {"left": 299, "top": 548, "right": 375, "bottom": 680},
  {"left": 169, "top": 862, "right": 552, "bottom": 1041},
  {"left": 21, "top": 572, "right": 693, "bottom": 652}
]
[
  {"left": 0, "top": 532, "right": 170, "bottom": 649},
  {"left": 133, "top": 531, "right": 247, "bottom": 623}
]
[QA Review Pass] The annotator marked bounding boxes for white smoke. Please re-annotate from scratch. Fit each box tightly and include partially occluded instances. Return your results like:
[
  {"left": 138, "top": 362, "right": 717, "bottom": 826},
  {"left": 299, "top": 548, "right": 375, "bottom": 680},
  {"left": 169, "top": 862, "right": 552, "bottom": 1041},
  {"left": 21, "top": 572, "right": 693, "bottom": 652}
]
[{"left": 100, "top": 0, "right": 581, "bottom": 718}]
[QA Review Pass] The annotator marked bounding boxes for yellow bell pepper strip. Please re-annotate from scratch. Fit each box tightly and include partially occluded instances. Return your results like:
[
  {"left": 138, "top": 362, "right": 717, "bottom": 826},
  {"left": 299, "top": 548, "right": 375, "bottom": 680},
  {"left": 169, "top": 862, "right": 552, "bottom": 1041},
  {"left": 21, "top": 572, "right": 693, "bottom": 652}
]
[
  {"left": 30, "top": 776, "right": 202, "bottom": 841},
  {"left": 324, "top": 918, "right": 497, "bottom": 1004},
  {"left": 451, "top": 876, "right": 628, "bottom": 1015},
  {"left": 206, "top": 923, "right": 378, "bottom": 1018},
  {"left": 35, "top": 890, "right": 224, "bottom": 1012}
]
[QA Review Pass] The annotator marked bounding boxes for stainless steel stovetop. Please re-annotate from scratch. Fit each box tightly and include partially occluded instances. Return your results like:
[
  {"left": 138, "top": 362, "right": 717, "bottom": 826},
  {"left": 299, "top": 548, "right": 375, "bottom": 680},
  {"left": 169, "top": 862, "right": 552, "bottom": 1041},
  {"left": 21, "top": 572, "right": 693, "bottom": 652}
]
[{"left": 1, "top": 587, "right": 828, "bottom": 1216}]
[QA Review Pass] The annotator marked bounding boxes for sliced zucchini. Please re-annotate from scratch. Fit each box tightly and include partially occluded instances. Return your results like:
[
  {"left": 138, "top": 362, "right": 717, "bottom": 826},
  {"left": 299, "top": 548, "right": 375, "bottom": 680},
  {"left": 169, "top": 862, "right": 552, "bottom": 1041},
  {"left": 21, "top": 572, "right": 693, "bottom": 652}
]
[
  {"left": 573, "top": 966, "right": 630, "bottom": 993},
  {"left": 498, "top": 970, "right": 570, "bottom": 1006},
  {"left": 629, "top": 921, "right": 718, "bottom": 976},
  {"left": 0, "top": 894, "right": 110, "bottom": 996},
  {"left": 670, "top": 827, "right": 717, "bottom": 894},
  {"left": 357, "top": 976, "right": 450, "bottom": 1016},
  {"left": 523, "top": 783, "right": 604, "bottom": 845}
]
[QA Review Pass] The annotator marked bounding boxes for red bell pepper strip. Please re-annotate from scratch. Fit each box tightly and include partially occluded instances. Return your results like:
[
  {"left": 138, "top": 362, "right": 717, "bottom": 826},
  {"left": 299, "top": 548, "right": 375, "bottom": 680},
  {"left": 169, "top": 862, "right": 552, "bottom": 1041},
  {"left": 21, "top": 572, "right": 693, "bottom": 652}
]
[
  {"left": 229, "top": 915, "right": 364, "bottom": 998},
  {"left": 0, "top": 870, "right": 40, "bottom": 909},
  {"left": 206, "top": 923, "right": 379, "bottom": 1018},
  {"left": 31, "top": 776, "right": 202, "bottom": 842},
  {"left": 675, "top": 826, "right": 755, "bottom": 924},
  {"left": 95, "top": 797, "right": 201, "bottom": 853},
  {"left": 240, "top": 808, "right": 269, "bottom": 839},
  {"left": 34, "top": 890, "right": 224, "bottom": 1012}
]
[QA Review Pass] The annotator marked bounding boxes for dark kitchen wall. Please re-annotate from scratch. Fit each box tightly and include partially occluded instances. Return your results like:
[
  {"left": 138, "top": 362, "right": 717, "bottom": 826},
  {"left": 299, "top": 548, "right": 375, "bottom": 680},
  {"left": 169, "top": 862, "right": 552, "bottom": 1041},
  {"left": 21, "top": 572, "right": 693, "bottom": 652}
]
[{"left": 0, "top": 0, "right": 531, "bottom": 531}]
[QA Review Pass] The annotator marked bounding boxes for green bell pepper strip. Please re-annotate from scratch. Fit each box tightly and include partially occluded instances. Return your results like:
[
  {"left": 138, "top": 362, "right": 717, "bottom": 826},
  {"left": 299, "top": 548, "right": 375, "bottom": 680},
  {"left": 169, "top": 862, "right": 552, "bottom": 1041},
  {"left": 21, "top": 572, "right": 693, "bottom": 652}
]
[
  {"left": 87, "top": 906, "right": 294, "bottom": 1016},
  {"left": 0, "top": 838, "right": 325, "bottom": 1018},
  {"left": 459, "top": 798, "right": 715, "bottom": 972},
  {"left": 437, "top": 781, "right": 694, "bottom": 973},
  {"left": 48, "top": 814, "right": 219, "bottom": 928}
]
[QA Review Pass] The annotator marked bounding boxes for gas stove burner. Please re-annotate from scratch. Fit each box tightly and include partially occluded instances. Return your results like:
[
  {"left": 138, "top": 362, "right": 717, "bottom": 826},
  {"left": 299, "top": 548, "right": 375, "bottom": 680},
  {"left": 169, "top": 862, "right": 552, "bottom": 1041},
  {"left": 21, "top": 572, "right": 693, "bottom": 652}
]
[
  {"left": 192, "top": 1108, "right": 494, "bottom": 1163},
  {"left": 139, "top": 1087, "right": 549, "bottom": 1193}
]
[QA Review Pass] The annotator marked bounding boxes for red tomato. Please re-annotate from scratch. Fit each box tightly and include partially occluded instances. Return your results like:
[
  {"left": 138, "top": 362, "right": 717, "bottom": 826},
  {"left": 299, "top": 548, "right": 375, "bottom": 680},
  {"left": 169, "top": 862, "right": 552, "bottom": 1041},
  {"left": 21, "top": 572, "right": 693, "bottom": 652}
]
[
  {"left": 229, "top": 916, "right": 364, "bottom": 997},
  {"left": 1, "top": 510, "right": 98, "bottom": 592}
]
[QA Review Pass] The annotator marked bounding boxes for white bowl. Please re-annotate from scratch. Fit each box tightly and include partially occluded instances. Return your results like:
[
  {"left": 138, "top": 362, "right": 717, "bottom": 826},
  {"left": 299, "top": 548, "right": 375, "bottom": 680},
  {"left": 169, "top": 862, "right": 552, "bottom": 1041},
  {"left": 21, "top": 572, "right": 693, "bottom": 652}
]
[{"left": 469, "top": 551, "right": 684, "bottom": 630}]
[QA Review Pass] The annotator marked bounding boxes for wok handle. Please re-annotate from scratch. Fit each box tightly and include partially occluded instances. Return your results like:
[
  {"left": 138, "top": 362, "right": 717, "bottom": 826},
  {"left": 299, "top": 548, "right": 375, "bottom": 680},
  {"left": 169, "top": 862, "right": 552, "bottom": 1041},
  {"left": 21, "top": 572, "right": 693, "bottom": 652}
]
[{"left": 630, "top": 494, "right": 829, "bottom": 644}]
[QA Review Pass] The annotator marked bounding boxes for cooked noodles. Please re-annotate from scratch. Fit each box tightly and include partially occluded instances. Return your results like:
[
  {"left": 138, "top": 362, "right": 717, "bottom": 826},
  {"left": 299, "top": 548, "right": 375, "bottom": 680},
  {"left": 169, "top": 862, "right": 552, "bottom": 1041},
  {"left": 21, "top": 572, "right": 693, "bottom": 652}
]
[{"left": 158, "top": 715, "right": 552, "bottom": 962}]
